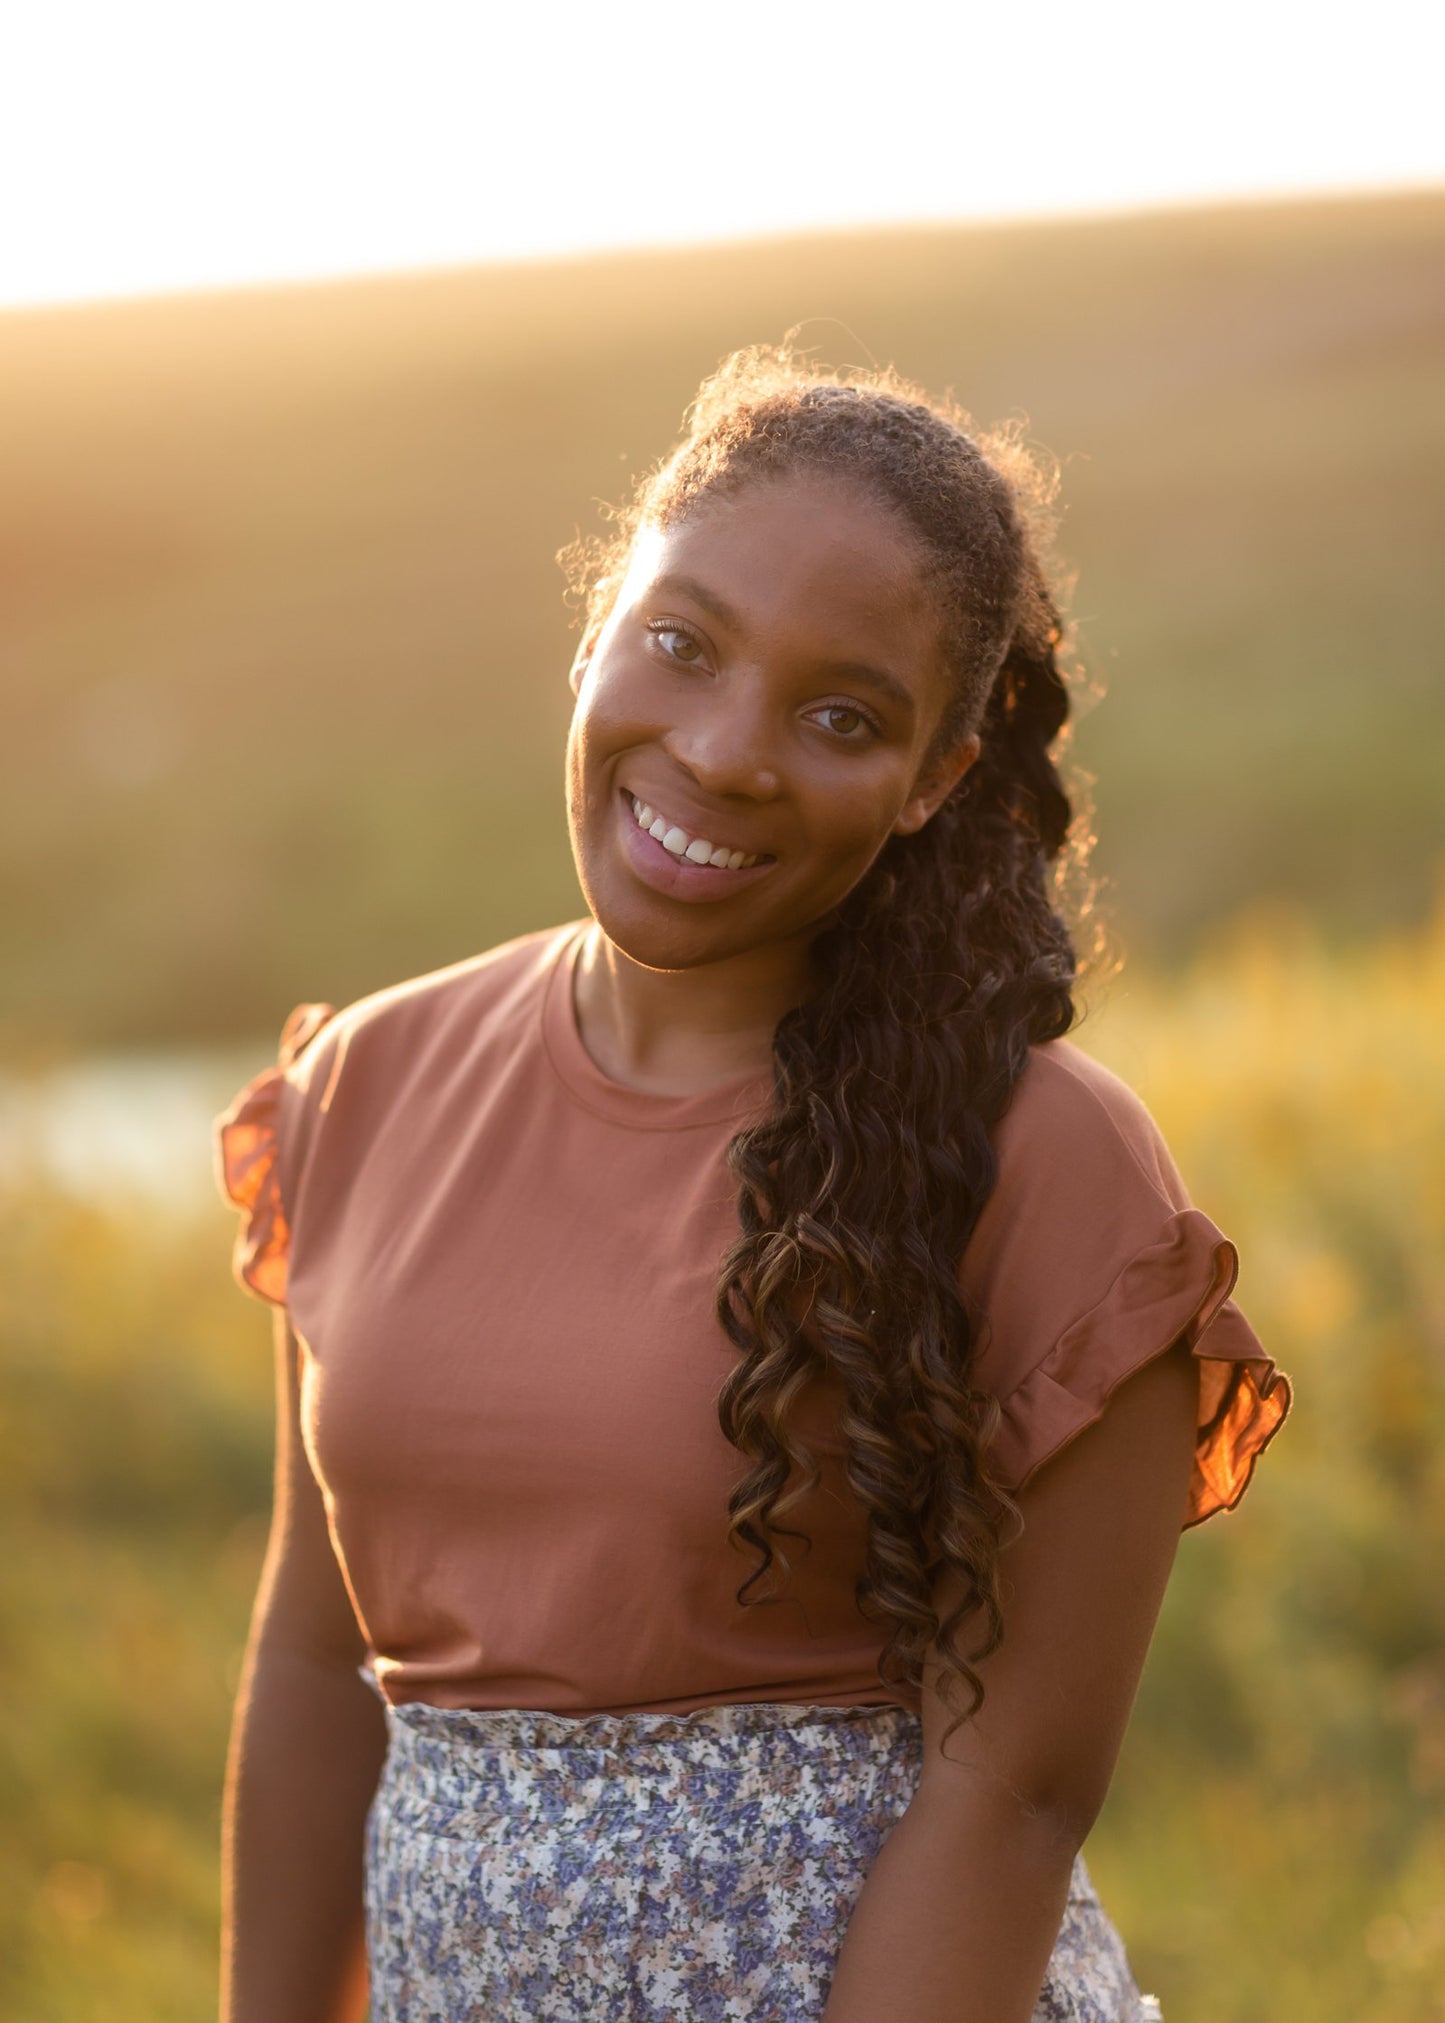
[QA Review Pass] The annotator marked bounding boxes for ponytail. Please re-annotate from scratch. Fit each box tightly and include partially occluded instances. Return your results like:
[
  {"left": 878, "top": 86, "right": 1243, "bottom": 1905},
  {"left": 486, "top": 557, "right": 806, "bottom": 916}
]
[{"left": 715, "top": 552, "right": 1079, "bottom": 1741}]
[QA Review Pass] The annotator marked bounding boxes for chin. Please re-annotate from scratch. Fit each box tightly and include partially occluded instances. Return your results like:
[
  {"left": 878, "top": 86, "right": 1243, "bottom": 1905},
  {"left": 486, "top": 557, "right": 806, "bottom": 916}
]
[{"left": 584, "top": 893, "right": 737, "bottom": 972}]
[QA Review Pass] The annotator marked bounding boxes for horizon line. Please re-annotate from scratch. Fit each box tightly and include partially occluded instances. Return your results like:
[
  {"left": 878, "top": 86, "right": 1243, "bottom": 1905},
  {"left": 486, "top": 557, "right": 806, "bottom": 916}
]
[{"left": 3, "top": 174, "right": 1440, "bottom": 324}]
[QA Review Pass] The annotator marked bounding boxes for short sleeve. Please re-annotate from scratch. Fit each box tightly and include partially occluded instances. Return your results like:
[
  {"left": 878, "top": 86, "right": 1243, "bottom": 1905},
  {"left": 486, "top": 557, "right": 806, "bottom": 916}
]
[
  {"left": 213, "top": 1001, "right": 337, "bottom": 1307},
  {"left": 963, "top": 1041, "right": 1291, "bottom": 1529}
]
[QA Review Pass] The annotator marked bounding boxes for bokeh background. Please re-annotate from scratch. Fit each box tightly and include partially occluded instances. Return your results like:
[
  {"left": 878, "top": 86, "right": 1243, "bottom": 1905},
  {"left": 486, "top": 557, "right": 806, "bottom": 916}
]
[{"left": 3, "top": 5, "right": 1444, "bottom": 2015}]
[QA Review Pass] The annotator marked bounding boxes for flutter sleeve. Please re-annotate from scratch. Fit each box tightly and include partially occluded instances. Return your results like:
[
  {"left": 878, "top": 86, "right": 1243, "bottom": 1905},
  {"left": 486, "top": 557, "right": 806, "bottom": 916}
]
[
  {"left": 214, "top": 1001, "right": 337, "bottom": 1307},
  {"left": 963, "top": 1042, "right": 1292, "bottom": 1529}
]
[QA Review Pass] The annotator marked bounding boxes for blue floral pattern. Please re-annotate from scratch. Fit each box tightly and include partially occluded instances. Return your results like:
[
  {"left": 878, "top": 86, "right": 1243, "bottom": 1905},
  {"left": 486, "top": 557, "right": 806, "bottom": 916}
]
[{"left": 363, "top": 1693, "right": 1162, "bottom": 2022}]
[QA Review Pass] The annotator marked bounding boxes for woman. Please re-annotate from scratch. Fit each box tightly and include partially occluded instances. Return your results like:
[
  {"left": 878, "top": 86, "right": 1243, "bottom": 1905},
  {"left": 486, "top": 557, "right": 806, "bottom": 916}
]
[{"left": 216, "top": 349, "right": 1291, "bottom": 2022}]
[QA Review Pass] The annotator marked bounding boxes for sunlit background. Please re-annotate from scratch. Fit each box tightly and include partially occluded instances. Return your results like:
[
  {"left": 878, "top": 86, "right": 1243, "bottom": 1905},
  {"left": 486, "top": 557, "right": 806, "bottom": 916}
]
[
  {"left": 4, "top": 0, "right": 1444, "bottom": 307},
  {"left": 3, "top": 3, "right": 1444, "bottom": 2018}
]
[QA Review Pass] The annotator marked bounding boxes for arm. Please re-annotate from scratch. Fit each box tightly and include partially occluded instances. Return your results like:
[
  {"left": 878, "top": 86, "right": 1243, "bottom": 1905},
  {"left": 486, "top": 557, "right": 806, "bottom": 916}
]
[
  {"left": 220, "top": 1309, "right": 389, "bottom": 2023},
  {"left": 821, "top": 1336, "right": 1200, "bottom": 2023}
]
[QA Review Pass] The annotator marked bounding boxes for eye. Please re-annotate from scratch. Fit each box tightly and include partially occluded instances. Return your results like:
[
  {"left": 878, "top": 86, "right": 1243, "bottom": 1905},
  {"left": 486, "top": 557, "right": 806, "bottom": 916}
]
[
  {"left": 808, "top": 702, "right": 880, "bottom": 742},
  {"left": 646, "top": 621, "right": 706, "bottom": 665}
]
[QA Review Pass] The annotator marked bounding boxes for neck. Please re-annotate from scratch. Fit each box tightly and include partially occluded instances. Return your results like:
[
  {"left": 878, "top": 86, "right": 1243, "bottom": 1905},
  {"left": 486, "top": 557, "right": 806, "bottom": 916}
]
[{"left": 571, "top": 918, "right": 818, "bottom": 1097}]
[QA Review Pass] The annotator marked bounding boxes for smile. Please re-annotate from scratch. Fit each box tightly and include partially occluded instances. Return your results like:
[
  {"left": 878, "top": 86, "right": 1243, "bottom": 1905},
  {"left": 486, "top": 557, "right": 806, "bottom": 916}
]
[{"left": 626, "top": 794, "right": 771, "bottom": 871}]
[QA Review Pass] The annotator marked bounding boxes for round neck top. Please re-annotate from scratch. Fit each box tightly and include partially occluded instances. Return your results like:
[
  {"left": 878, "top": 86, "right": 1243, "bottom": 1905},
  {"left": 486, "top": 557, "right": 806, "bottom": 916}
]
[
  {"left": 541, "top": 919, "right": 775, "bottom": 1130},
  {"left": 215, "top": 918, "right": 1291, "bottom": 1716}
]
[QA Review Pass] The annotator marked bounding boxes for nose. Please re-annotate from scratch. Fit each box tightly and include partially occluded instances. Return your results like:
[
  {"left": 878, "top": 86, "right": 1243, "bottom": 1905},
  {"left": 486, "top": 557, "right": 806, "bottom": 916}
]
[{"left": 662, "top": 674, "right": 781, "bottom": 802}]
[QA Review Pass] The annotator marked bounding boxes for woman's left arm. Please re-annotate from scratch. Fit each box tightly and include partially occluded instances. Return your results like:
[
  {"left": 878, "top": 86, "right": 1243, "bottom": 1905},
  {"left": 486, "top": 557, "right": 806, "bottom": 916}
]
[{"left": 820, "top": 1335, "right": 1201, "bottom": 2023}]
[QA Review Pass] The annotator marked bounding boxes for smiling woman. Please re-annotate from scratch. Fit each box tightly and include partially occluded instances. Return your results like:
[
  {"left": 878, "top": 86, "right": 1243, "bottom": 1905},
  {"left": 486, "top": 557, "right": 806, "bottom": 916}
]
[
  {"left": 214, "top": 346, "right": 1289, "bottom": 2023},
  {"left": 565, "top": 476, "right": 963, "bottom": 988}
]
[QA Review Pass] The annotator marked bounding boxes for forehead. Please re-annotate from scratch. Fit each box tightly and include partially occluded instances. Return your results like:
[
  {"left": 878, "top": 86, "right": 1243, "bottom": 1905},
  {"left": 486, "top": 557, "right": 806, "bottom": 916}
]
[{"left": 621, "top": 473, "right": 941, "bottom": 662}]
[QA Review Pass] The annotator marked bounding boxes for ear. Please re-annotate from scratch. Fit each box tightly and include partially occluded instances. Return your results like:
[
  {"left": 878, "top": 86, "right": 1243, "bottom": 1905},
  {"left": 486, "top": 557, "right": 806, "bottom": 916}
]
[
  {"left": 567, "top": 633, "right": 596, "bottom": 698},
  {"left": 567, "top": 612, "right": 608, "bottom": 698},
  {"left": 892, "top": 731, "right": 981, "bottom": 837}
]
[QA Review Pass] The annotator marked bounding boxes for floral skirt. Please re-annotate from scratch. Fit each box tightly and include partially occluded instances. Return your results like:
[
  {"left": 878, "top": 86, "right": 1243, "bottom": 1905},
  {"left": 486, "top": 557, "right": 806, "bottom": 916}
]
[{"left": 362, "top": 1686, "right": 1164, "bottom": 2023}]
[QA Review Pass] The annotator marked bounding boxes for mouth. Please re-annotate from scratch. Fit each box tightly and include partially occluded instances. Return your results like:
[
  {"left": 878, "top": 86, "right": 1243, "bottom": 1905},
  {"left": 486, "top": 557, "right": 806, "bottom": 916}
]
[
  {"left": 613, "top": 787, "right": 778, "bottom": 902},
  {"left": 622, "top": 791, "right": 775, "bottom": 871}
]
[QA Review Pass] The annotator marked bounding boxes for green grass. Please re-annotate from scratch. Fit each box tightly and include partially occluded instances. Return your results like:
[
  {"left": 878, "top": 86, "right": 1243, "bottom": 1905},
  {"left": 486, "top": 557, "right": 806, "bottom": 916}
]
[
  {"left": 0, "top": 1190, "right": 270, "bottom": 2021},
  {"left": 1079, "top": 897, "right": 1445, "bottom": 2022}
]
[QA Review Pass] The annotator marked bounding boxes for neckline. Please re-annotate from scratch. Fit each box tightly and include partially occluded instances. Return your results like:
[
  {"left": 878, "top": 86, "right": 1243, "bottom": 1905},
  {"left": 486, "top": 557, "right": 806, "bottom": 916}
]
[{"left": 540, "top": 920, "right": 776, "bottom": 1132}]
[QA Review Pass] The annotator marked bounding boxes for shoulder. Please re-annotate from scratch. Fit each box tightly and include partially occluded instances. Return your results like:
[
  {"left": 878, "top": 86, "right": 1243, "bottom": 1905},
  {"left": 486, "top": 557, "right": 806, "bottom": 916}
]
[
  {"left": 287, "top": 919, "right": 581, "bottom": 1089},
  {"left": 990, "top": 1036, "right": 1189, "bottom": 1213},
  {"left": 961, "top": 1035, "right": 1200, "bottom": 1376},
  {"left": 963, "top": 1036, "right": 1291, "bottom": 1528},
  {"left": 272, "top": 918, "right": 584, "bottom": 1195},
  {"left": 215, "top": 921, "right": 585, "bottom": 1302}
]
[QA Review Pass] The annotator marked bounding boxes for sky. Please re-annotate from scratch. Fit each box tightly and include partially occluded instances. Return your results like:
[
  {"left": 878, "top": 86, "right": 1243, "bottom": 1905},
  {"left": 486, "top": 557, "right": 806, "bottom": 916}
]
[{"left": 2, "top": 0, "right": 1442, "bottom": 310}]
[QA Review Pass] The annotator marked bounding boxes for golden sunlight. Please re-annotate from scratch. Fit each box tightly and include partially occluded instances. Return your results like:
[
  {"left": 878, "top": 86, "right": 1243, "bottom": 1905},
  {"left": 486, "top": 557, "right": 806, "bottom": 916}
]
[{"left": 2, "top": 0, "right": 1440, "bottom": 308}]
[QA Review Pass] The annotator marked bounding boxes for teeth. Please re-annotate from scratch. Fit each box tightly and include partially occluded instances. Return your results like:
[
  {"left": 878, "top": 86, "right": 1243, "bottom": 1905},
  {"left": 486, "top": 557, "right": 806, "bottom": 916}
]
[{"left": 629, "top": 793, "right": 764, "bottom": 870}]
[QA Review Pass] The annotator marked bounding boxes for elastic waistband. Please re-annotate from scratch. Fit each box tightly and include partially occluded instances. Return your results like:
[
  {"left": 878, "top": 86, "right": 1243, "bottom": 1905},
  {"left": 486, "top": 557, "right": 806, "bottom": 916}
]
[
  {"left": 366, "top": 1680, "right": 925, "bottom": 1826},
  {"left": 361, "top": 1666, "right": 918, "bottom": 1755},
  {"left": 362, "top": 1668, "right": 924, "bottom": 1772},
  {"left": 402, "top": 1700, "right": 917, "bottom": 1749}
]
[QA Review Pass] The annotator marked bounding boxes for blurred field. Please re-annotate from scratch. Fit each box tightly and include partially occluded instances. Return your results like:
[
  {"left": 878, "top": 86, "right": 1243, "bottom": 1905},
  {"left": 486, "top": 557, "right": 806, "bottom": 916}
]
[
  {"left": 4, "top": 188, "right": 1443, "bottom": 2020},
  {"left": 3, "top": 186, "right": 1443, "bottom": 1052},
  {"left": 4, "top": 898, "right": 1443, "bottom": 2021}
]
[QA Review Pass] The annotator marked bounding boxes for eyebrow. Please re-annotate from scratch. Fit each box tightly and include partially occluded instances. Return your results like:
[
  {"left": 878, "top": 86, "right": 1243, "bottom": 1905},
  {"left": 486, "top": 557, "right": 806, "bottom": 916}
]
[{"left": 648, "top": 572, "right": 918, "bottom": 718}]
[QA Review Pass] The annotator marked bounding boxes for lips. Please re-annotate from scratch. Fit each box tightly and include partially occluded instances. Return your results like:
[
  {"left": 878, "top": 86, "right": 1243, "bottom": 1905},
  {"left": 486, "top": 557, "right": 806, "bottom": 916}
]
[
  {"left": 613, "top": 786, "right": 778, "bottom": 902},
  {"left": 621, "top": 788, "right": 775, "bottom": 869}
]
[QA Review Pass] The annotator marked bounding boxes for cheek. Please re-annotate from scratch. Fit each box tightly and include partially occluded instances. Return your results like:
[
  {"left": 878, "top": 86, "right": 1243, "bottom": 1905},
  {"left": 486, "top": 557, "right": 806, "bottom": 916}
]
[
  {"left": 566, "top": 673, "right": 629, "bottom": 807},
  {"left": 570, "top": 657, "right": 653, "bottom": 763},
  {"left": 809, "top": 768, "right": 911, "bottom": 861},
  {"left": 772, "top": 787, "right": 903, "bottom": 920}
]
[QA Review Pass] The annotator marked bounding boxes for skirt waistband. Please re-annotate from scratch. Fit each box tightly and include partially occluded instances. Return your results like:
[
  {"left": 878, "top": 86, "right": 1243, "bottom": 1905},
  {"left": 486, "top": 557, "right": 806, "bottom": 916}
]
[
  {"left": 360, "top": 1663, "right": 917, "bottom": 1751},
  {"left": 361, "top": 1667, "right": 925, "bottom": 1811}
]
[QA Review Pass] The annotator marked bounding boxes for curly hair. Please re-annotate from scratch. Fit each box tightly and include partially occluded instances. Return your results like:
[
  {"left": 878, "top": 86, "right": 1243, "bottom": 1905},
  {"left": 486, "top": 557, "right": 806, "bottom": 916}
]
[{"left": 562, "top": 345, "right": 1098, "bottom": 1749}]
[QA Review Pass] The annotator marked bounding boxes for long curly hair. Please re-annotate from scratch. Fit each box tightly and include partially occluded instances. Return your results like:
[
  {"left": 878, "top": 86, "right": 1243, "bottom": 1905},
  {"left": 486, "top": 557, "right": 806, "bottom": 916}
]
[{"left": 562, "top": 345, "right": 1098, "bottom": 1747}]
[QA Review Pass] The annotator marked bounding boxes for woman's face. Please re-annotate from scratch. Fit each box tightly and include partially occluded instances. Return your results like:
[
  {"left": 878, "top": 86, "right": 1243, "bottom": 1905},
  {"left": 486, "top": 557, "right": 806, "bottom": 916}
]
[{"left": 565, "top": 471, "right": 980, "bottom": 974}]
